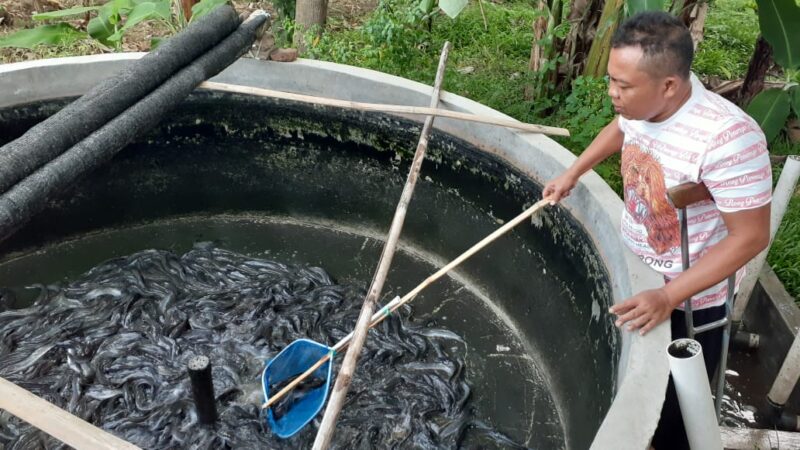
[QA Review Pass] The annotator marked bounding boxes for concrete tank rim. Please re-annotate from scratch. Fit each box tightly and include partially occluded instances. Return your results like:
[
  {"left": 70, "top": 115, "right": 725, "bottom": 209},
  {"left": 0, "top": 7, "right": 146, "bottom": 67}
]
[{"left": 0, "top": 54, "right": 669, "bottom": 449}]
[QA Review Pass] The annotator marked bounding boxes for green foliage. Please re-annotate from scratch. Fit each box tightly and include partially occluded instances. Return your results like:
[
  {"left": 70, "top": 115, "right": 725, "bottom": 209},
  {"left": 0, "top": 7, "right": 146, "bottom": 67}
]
[
  {"left": 32, "top": 6, "right": 103, "bottom": 20},
  {"left": 108, "top": 2, "right": 174, "bottom": 43},
  {"left": 694, "top": 0, "right": 759, "bottom": 79},
  {"left": 751, "top": 137, "right": 799, "bottom": 304},
  {"left": 627, "top": 0, "right": 664, "bottom": 16},
  {"left": 552, "top": 76, "right": 622, "bottom": 194},
  {"left": 439, "top": 0, "right": 468, "bottom": 19},
  {"left": 558, "top": 76, "right": 615, "bottom": 150},
  {"left": 747, "top": 88, "right": 793, "bottom": 143},
  {"left": 310, "top": 0, "right": 536, "bottom": 89},
  {"left": 0, "top": 23, "right": 86, "bottom": 48},
  {"left": 191, "top": 0, "right": 230, "bottom": 21},
  {"left": 0, "top": 0, "right": 227, "bottom": 51},
  {"left": 756, "top": 0, "right": 800, "bottom": 71},
  {"left": 272, "top": 0, "right": 296, "bottom": 20},
  {"left": 792, "top": 84, "right": 800, "bottom": 117}
]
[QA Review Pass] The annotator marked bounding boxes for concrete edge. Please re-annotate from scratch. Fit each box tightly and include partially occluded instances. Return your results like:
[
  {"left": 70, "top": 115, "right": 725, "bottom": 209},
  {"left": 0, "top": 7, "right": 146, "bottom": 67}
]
[
  {"left": 0, "top": 54, "right": 670, "bottom": 449},
  {"left": 758, "top": 265, "right": 800, "bottom": 334}
]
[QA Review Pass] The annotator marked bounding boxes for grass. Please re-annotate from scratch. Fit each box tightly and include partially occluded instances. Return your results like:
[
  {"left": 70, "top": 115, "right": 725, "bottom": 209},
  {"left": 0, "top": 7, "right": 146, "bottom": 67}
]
[
  {"left": 309, "top": 0, "right": 542, "bottom": 120},
  {"left": 769, "top": 140, "right": 800, "bottom": 301},
  {"left": 0, "top": 39, "right": 106, "bottom": 64},
  {"left": 693, "top": 0, "right": 760, "bottom": 80}
]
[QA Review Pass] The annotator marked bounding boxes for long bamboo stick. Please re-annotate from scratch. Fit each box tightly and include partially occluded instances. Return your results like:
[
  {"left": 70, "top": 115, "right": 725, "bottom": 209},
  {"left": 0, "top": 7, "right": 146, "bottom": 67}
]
[
  {"left": 311, "top": 42, "right": 452, "bottom": 450},
  {"left": 0, "top": 377, "right": 141, "bottom": 450},
  {"left": 198, "top": 81, "right": 570, "bottom": 137},
  {"left": 262, "top": 198, "right": 551, "bottom": 410}
]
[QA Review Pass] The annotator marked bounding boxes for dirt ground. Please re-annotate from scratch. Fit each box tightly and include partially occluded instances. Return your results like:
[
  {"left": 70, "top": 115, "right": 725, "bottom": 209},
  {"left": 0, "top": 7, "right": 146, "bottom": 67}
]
[{"left": 0, "top": 0, "right": 375, "bottom": 63}]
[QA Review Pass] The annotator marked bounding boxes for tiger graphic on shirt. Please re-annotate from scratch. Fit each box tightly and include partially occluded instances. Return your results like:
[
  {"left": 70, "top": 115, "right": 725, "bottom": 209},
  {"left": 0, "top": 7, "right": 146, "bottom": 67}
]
[{"left": 621, "top": 144, "right": 680, "bottom": 255}]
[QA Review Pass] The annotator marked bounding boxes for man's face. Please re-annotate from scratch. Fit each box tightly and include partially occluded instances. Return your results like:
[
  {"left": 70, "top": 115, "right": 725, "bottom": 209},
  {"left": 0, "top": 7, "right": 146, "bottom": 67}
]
[{"left": 607, "top": 46, "right": 673, "bottom": 122}]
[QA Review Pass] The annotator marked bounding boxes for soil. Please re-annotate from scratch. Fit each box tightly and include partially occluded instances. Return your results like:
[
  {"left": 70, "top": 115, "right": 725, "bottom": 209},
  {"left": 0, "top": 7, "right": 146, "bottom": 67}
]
[{"left": 0, "top": 0, "right": 374, "bottom": 63}]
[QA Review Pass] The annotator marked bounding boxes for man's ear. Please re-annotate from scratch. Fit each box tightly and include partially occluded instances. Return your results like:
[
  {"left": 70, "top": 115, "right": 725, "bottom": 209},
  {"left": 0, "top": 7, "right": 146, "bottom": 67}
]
[{"left": 662, "top": 75, "right": 680, "bottom": 99}]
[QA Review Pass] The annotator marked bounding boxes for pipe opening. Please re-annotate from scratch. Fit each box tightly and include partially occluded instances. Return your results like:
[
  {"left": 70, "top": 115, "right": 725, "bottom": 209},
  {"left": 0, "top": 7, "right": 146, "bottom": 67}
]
[{"left": 668, "top": 338, "right": 703, "bottom": 359}]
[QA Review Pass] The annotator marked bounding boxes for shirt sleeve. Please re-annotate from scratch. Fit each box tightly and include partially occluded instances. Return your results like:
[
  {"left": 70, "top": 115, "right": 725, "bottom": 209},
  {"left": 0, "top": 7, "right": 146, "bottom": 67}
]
[{"left": 699, "top": 116, "right": 772, "bottom": 212}]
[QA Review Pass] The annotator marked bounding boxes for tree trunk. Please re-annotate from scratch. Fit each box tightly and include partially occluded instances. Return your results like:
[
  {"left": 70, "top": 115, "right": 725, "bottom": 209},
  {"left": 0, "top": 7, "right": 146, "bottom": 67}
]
[
  {"left": 294, "top": 0, "right": 328, "bottom": 51},
  {"left": 528, "top": 1, "right": 549, "bottom": 73},
  {"left": 737, "top": 36, "right": 774, "bottom": 106},
  {"left": 686, "top": 1, "right": 708, "bottom": 51},
  {"left": 526, "top": 0, "right": 562, "bottom": 100},
  {"left": 583, "top": 0, "right": 624, "bottom": 78},
  {"left": 561, "top": 0, "right": 600, "bottom": 84},
  {"left": 181, "top": 0, "right": 198, "bottom": 21}
]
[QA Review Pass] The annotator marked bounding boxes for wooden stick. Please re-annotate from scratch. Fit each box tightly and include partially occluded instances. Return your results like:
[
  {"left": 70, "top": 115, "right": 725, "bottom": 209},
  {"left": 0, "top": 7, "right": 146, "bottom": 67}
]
[
  {"left": 312, "top": 42, "right": 452, "bottom": 450},
  {"left": 198, "top": 81, "right": 570, "bottom": 137},
  {"left": 262, "top": 198, "right": 551, "bottom": 410},
  {"left": 0, "top": 377, "right": 141, "bottom": 450}
]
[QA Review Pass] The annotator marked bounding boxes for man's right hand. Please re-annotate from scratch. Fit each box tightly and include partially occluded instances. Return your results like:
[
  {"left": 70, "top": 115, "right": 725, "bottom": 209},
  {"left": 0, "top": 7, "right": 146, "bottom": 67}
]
[{"left": 543, "top": 172, "right": 578, "bottom": 205}]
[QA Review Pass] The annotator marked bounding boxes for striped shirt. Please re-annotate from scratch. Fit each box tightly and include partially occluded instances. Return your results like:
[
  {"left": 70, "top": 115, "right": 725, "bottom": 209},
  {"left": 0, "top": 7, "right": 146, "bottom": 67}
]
[{"left": 618, "top": 73, "right": 772, "bottom": 310}]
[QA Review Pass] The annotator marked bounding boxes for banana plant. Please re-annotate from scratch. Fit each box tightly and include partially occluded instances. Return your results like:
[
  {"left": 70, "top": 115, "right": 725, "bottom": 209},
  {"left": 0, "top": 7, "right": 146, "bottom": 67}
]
[
  {"left": 746, "top": 0, "right": 800, "bottom": 143},
  {"left": 0, "top": 0, "right": 228, "bottom": 50}
]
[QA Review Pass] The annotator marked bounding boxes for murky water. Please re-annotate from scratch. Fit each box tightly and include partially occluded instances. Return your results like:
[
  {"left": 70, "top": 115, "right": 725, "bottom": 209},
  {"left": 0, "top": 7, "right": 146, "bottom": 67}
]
[
  {"left": 0, "top": 93, "right": 620, "bottom": 449},
  {"left": 0, "top": 216, "right": 565, "bottom": 449}
]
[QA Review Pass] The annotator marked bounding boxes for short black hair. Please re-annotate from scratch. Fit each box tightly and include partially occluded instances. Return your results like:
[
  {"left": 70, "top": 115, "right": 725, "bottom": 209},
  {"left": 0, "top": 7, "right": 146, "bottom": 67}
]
[{"left": 611, "top": 11, "right": 693, "bottom": 79}]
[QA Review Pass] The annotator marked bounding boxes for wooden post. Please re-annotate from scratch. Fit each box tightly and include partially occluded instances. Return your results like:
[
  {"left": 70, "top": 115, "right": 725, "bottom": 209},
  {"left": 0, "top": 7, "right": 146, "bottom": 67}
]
[
  {"left": 198, "top": 81, "right": 570, "bottom": 136},
  {"left": 0, "top": 377, "right": 141, "bottom": 450},
  {"left": 311, "top": 42, "right": 452, "bottom": 450},
  {"left": 180, "top": 0, "right": 199, "bottom": 22}
]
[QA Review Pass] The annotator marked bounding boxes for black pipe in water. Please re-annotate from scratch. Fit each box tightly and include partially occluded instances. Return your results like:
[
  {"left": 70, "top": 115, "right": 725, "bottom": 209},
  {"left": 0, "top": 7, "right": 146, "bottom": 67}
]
[
  {"left": 0, "top": 5, "right": 241, "bottom": 193},
  {"left": 0, "top": 12, "right": 269, "bottom": 244},
  {"left": 188, "top": 355, "right": 218, "bottom": 425}
]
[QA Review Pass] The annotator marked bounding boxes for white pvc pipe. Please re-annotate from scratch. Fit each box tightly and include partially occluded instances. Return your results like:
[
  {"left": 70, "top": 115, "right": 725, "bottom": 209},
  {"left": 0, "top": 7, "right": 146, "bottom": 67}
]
[
  {"left": 733, "top": 156, "right": 800, "bottom": 322},
  {"left": 667, "top": 339, "right": 723, "bottom": 450},
  {"left": 769, "top": 330, "right": 800, "bottom": 406}
]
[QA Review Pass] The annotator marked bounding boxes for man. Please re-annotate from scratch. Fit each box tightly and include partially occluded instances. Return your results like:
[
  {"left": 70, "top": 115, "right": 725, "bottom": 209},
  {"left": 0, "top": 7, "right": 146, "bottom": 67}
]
[{"left": 543, "top": 11, "right": 772, "bottom": 449}]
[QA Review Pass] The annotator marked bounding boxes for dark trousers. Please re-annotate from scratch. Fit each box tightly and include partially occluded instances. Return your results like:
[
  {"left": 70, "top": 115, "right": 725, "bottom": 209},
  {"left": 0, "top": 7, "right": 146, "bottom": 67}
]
[{"left": 651, "top": 305, "right": 726, "bottom": 450}]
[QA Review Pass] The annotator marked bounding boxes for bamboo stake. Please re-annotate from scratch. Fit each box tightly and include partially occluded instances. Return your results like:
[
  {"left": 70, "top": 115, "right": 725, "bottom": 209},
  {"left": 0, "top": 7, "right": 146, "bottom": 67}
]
[
  {"left": 312, "top": 42, "right": 452, "bottom": 450},
  {"left": 262, "top": 198, "right": 551, "bottom": 410},
  {"left": 0, "top": 377, "right": 141, "bottom": 450},
  {"left": 198, "top": 81, "right": 570, "bottom": 137}
]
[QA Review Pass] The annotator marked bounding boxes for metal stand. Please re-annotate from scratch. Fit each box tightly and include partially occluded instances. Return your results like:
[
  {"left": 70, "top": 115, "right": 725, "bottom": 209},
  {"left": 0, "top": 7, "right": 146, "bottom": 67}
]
[{"left": 670, "top": 181, "right": 735, "bottom": 421}]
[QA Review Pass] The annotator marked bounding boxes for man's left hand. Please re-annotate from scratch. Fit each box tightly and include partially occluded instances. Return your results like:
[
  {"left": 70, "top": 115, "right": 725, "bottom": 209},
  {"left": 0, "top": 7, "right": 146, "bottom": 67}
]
[{"left": 609, "top": 288, "right": 674, "bottom": 336}]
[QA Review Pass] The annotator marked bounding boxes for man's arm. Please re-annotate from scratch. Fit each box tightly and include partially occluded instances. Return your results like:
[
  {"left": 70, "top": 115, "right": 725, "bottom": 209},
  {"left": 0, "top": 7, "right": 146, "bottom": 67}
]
[
  {"left": 610, "top": 203, "right": 771, "bottom": 335},
  {"left": 543, "top": 117, "right": 624, "bottom": 203}
]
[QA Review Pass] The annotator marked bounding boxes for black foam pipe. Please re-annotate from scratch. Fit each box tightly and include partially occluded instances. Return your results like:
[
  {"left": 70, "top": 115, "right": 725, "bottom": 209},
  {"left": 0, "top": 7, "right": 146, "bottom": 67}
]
[
  {"left": 188, "top": 355, "right": 218, "bottom": 425},
  {"left": 0, "top": 12, "right": 269, "bottom": 244},
  {"left": 0, "top": 5, "right": 240, "bottom": 193}
]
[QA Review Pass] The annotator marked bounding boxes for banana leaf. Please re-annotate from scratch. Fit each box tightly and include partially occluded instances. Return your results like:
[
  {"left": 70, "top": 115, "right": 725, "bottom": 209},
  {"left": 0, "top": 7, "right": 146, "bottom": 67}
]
[
  {"left": 756, "top": 0, "right": 800, "bottom": 70},
  {"left": 108, "top": 1, "right": 171, "bottom": 42},
  {"left": 438, "top": 0, "right": 467, "bottom": 18},
  {"left": 747, "top": 88, "right": 792, "bottom": 143},
  {"left": 190, "top": 0, "right": 229, "bottom": 22},
  {"left": 627, "top": 0, "right": 663, "bottom": 16}
]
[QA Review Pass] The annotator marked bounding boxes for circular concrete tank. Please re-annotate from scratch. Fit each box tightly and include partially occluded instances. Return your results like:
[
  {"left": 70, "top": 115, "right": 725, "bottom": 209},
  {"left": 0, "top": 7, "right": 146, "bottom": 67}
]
[{"left": 0, "top": 55, "right": 669, "bottom": 449}]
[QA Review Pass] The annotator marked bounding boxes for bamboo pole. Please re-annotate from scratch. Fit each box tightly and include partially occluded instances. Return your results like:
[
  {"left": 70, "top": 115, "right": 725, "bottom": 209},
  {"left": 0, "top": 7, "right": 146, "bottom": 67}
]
[
  {"left": 262, "top": 198, "right": 551, "bottom": 410},
  {"left": 198, "top": 81, "right": 570, "bottom": 137},
  {"left": 0, "top": 377, "right": 141, "bottom": 450},
  {"left": 311, "top": 42, "right": 452, "bottom": 450}
]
